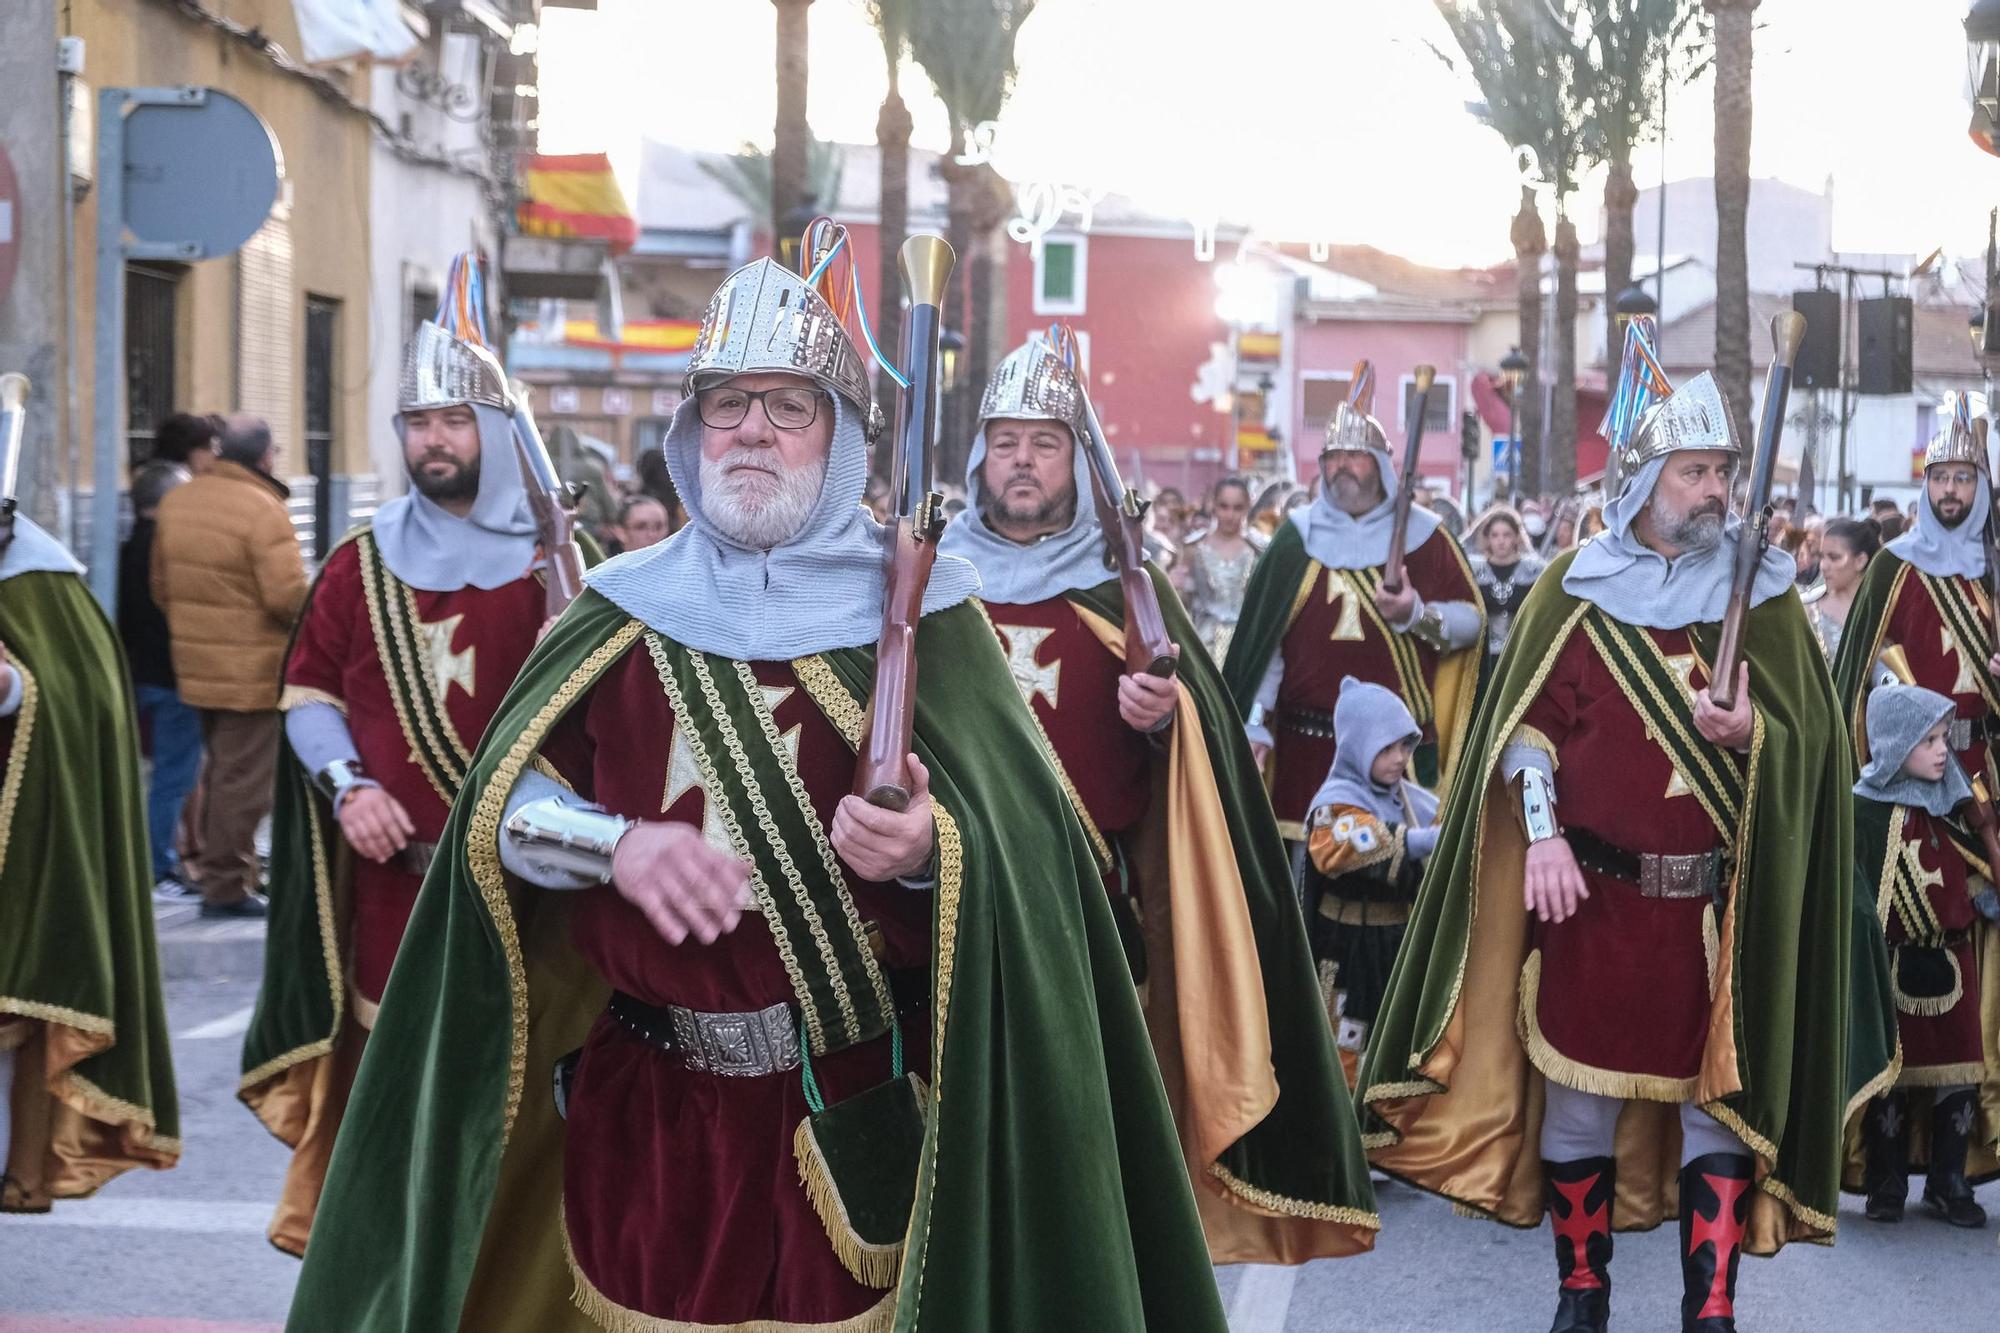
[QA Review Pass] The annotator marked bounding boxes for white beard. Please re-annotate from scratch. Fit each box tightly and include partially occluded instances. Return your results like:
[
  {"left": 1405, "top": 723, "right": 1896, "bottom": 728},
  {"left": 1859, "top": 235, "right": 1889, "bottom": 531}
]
[{"left": 699, "top": 449, "right": 826, "bottom": 549}]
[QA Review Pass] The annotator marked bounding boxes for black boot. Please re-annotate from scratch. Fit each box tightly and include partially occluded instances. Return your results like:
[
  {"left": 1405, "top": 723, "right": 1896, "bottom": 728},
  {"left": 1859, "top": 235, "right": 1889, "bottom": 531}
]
[
  {"left": 1861, "top": 1091, "right": 1908, "bottom": 1222},
  {"left": 1678, "top": 1152, "right": 1752, "bottom": 1333},
  {"left": 1544, "top": 1157, "right": 1614, "bottom": 1333},
  {"left": 1921, "top": 1089, "right": 1989, "bottom": 1228}
]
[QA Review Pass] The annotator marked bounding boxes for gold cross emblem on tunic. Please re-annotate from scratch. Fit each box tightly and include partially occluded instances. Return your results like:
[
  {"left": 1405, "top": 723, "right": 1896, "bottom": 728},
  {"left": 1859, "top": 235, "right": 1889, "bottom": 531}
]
[
  {"left": 1661, "top": 653, "right": 1700, "bottom": 800},
  {"left": 993, "top": 623, "right": 1061, "bottom": 710},
  {"left": 1325, "top": 575, "right": 1365, "bottom": 641},
  {"left": 1941, "top": 625, "right": 1982, "bottom": 696},
  {"left": 662, "top": 684, "right": 801, "bottom": 852},
  {"left": 1898, "top": 837, "right": 1946, "bottom": 901},
  {"left": 417, "top": 613, "right": 477, "bottom": 702}
]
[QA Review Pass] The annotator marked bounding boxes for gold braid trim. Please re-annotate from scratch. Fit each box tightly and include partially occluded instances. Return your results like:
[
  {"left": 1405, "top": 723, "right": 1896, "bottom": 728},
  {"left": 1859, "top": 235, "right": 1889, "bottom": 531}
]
[
  {"left": 0, "top": 661, "right": 38, "bottom": 880},
  {"left": 1517, "top": 950, "right": 1698, "bottom": 1103},
  {"left": 1581, "top": 617, "right": 1737, "bottom": 844},
  {"left": 1284, "top": 560, "right": 1320, "bottom": 636},
  {"left": 968, "top": 601, "right": 1114, "bottom": 873},
  {"left": 1205, "top": 1162, "right": 1381, "bottom": 1229},
  {"left": 1875, "top": 807, "right": 1908, "bottom": 925},
  {"left": 1506, "top": 723, "right": 1561, "bottom": 769},
  {"left": 239, "top": 785, "right": 345, "bottom": 1092},
  {"left": 1341, "top": 568, "right": 1432, "bottom": 726},
  {"left": 395, "top": 580, "right": 475, "bottom": 769},
  {"left": 358, "top": 535, "right": 458, "bottom": 805},
  {"left": 646, "top": 638, "right": 825, "bottom": 1056},
  {"left": 0, "top": 998, "right": 113, "bottom": 1037},
  {"left": 469, "top": 618, "right": 644, "bottom": 1138},
  {"left": 686, "top": 650, "right": 859, "bottom": 1049},
  {"left": 733, "top": 660, "right": 893, "bottom": 1026},
  {"left": 1699, "top": 1101, "right": 1837, "bottom": 1237},
  {"left": 1891, "top": 949, "right": 1965, "bottom": 1018},
  {"left": 789, "top": 653, "right": 965, "bottom": 1328},
  {"left": 1702, "top": 902, "right": 1721, "bottom": 999},
  {"left": 1850, "top": 564, "right": 1913, "bottom": 767},
  {"left": 561, "top": 1208, "right": 896, "bottom": 1333},
  {"left": 54, "top": 1069, "right": 181, "bottom": 1157},
  {"left": 278, "top": 684, "right": 346, "bottom": 715}
]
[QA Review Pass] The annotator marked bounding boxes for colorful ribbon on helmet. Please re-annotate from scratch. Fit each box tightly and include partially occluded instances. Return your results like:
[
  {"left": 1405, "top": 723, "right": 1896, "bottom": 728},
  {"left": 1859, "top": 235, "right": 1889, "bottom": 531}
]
[
  {"left": 1349, "top": 361, "right": 1376, "bottom": 412},
  {"left": 434, "top": 252, "right": 491, "bottom": 350},
  {"left": 1602, "top": 315, "right": 1672, "bottom": 455},
  {"left": 797, "top": 218, "right": 910, "bottom": 391}
]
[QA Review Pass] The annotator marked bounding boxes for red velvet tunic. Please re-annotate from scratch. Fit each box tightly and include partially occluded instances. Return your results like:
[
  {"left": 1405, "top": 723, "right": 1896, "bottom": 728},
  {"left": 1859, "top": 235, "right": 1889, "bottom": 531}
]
[
  {"left": 538, "top": 649, "right": 931, "bottom": 1327},
  {"left": 1269, "top": 531, "right": 1476, "bottom": 829},
  {"left": 1517, "top": 623, "right": 1738, "bottom": 1092},
  {"left": 283, "top": 539, "right": 543, "bottom": 1001},
  {"left": 982, "top": 596, "right": 1154, "bottom": 889},
  {"left": 1884, "top": 805, "right": 1986, "bottom": 1082},
  {"left": 1876, "top": 569, "right": 1997, "bottom": 785}
]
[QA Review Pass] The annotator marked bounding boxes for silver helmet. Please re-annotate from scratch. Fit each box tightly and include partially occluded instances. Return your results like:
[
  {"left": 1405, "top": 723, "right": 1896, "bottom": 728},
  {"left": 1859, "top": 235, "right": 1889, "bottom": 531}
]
[
  {"left": 398, "top": 320, "right": 513, "bottom": 415},
  {"left": 978, "top": 338, "right": 1086, "bottom": 437},
  {"left": 1621, "top": 371, "right": 1738, "bottom": 475},
  {"left": 1322, "top": 360, "right": 1387, "bottom": 456},
  {"left": 1923, "top": 392, "right": 1987, "bottom": 473},
  {"left": 684, "top": 258, "right": 877, "bottom": 431}
]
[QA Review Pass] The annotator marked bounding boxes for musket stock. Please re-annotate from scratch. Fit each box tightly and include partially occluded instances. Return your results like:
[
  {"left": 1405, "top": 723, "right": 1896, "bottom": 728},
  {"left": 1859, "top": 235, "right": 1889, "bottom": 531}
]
[
  {"left": 855, "top": 234, "right": 956, "bottom": 809},
  {"left": 509, "top": 389, "right": 587, "bottom": 618},
  {"left": 1709, "top": 313, "right": 1805, "bottom": 710},
  {"left": 1053, "top": 323, "right": 1177, "bottom": 678},
  {"left": 1381, "top": 364, "right": 1436, "bottom": 595}
]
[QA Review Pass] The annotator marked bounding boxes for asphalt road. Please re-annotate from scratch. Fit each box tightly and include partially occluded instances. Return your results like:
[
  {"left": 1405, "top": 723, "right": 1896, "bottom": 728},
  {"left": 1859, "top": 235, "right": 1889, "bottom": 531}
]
[{"left": 3, "top": 976, "right": 1994, "bottom": 1332}]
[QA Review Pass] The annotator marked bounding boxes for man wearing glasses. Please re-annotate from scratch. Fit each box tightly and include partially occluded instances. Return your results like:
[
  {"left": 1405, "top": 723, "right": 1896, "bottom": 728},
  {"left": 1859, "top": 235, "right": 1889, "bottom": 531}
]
[{"left": 1833, "top": 398, "right": 2000, "bottom": 1232}]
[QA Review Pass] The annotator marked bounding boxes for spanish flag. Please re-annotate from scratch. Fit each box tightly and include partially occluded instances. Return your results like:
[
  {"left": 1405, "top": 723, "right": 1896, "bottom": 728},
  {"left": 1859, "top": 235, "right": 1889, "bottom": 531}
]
[{"left": 516, "top": 153, "right": 638, "bottom": 254}]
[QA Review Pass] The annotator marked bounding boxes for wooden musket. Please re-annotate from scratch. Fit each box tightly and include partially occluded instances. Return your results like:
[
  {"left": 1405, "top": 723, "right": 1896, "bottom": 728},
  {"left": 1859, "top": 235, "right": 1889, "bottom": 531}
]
[
  {"left": 0, "top": 373, "right": 25, "bottom": 556},
  {"left": 854, "top": 235, "right": 956, "bottom": 810},
  {"left": 1709, "top": 312, "right": 1806, "bottom": 709},
  {"left": 1380, "top": 364, "right": 1436, "bottom": 595},
  {"left": 1049, "top": 323, "right": 1176, "bottom": 678}
]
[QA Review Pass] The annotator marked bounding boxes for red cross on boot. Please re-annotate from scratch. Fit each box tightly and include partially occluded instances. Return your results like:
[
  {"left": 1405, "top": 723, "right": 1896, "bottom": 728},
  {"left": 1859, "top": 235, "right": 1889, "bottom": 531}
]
[
  {"left": 1544, "top": 1156, "right": 1614, "bottom": 1333},
  {"left": 1678, "top": 1151, "right": 1753, "bottom": 1333}
]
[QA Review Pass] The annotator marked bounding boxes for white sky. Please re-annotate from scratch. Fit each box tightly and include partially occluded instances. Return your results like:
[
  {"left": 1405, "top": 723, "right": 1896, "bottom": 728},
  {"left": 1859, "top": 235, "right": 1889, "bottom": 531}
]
[{"left": 537, "top": 0, "right": 2000, "bottom": 268}]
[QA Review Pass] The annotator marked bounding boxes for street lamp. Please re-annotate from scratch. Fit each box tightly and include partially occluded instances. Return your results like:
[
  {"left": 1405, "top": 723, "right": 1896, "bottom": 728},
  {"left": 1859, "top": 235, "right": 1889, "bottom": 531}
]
[
  {"left": 1614, "top": 281, "right": 1659, "bottom": 348},
  {"left": 1500, "top": 346, "right": 1528, "bottom": 504}
]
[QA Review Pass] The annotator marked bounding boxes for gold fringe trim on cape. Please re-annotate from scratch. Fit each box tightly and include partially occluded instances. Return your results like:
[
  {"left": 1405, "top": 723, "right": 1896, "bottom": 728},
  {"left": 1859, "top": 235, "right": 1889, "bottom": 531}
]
[
  {"left": 1517, "top": 951, "right": 1699, "bottom": 1103},
  {"left": 0, "top": 998, "right": 114, "bottom": 1038},
  {"left": 278, "top": 684, "right": 346, "bottom": 714},
  {"left": 1892, "top": 949, "right": 1966, "bottom": 1018},
  {"left": 1897, "top": 1059, "right": 1991, "bottom": 1088},
  {"left": 1702, "top": 902, "right": 1720, "bottom": 998},
  {"left": 1206, "top": 1162, "right": 1381, "bottom": 1230},
  {"left": 561, "top": 1209, "right": 896, "bottom": 1333},
  {"left": 792, "top": 1118, "right": 906, "bottom": 1290}
]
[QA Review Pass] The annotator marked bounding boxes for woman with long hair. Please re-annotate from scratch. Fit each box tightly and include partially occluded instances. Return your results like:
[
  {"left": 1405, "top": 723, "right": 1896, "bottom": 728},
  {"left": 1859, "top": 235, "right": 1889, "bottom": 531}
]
[
  {"left": 1803, "top": 516, "right": 1880, "bottom": 663},
  {"left": 1183, "top": 475, "right": 1263, "bottom": 661}
]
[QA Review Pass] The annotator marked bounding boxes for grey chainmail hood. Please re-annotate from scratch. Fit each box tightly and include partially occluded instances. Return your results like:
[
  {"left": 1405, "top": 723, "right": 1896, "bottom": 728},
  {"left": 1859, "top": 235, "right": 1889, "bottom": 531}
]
[
  {"left": 1308, "top": 676, "right": 1439, "bottom": 827},
  {"left": 584, "top": 393, "right": 981, "bottom": 659},
  {"left": 936, "top": 424, "right": 1110, "bottom": 605},
  {"left": 0, "top": 514, "right": 85, "bottom": 583},
  {"left": 371, "top": 404, "right": 540, "bottom": 592},
  {"left": 1854, "top": 682, "right": 1973, "bottom": 816},
  {"left": 1292, "top": 443, "right": 1443, "bottom": 571},
  {"left": 1885, "top": 473, "right": 1990, "bottom": 580}
]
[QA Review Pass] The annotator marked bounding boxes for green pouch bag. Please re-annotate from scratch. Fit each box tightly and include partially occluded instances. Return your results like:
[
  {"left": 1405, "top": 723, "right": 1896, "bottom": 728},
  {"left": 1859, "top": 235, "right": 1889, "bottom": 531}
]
[{"left": 793, "top": 1026, "right": 929, "bottom": 1289}]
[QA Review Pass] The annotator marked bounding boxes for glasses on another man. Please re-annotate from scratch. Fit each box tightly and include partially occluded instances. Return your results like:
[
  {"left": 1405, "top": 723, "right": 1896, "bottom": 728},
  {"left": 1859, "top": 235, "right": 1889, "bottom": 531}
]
[{"left": 695, "top": 385, "right": 827, "bottom": 431}]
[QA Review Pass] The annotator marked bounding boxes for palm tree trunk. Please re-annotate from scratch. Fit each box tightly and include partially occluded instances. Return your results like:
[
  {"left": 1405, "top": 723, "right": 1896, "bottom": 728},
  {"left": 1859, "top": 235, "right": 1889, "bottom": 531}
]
[
  {"left": 875, "top": 80, "right": 912, "bottom": 430},
  {"left": 1550, "top": 214, "right": 1580, "bottom": 495},
  {"left": 939, "top": 132, "right": 978, "bottom": 470},
  {"left": 1511, "top": 186, "right": 1547, "bottom": 495},
  {"left": 961, "top": 164, "right": 1013, "bottom": 483},
  {"left": 770, "top": 0, "right": 814, "bottom": 252},
  {"left": 1707, "top": 0, "right": 1758, "bottom": 441},
  {"left": 1602, "top": 154, "right": 1639, "bottom": 369}
]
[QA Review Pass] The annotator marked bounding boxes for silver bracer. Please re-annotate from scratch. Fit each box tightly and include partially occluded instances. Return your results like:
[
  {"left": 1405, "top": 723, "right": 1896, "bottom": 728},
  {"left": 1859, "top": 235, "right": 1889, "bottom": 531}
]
[
  {"left": 314, "top": 758, "right": 371, "bottom": 808},
  {"left": 1518, "top": 764, "right": 1561, "bottom": 844},
  {"left": 504, "top": 794, "right": 634, "bottom": 886}
]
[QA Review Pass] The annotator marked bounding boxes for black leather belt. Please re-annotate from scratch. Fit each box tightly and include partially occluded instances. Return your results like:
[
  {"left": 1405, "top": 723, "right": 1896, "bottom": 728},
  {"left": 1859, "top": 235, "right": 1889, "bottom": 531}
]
[
  {"left": 1276, "top": 706, "right": 1339, "bottom": 739},
  {"left": 607, "top": 970, "right": 930, "bottom": 1077},
  {"left": 1564, "top": 827, "right": 1723, "bottom": 901},
  {"left": 397, "top": 839, "right": 439, "bottom": 878}
]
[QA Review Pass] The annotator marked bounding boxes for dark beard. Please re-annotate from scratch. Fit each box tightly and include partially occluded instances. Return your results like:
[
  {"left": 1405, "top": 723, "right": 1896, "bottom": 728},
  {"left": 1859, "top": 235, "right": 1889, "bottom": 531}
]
[
  {"left": 1937, "top": 505, "right": 1968, "bottom": 530},
  {"left": 981, "top": 482, "right": 1076, "bottom": 535},
  {"left": 412, "top": 455, "right": 480, "bottom": 503}
]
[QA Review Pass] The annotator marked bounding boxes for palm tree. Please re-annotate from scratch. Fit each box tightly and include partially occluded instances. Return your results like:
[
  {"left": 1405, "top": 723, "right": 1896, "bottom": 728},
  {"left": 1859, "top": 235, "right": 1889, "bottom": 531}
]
[
  {"left": 1704, "top": 0, "right": 1758, "bottom": 439},
  {"left": 1580, "top": 0, "right": 1702, "bottom": 370},
  {"left": 771, "top": 0, "right": 815, "bottom": 251},
  {"left": 1510, "top": 187, "right": 1548, "bottom": 490},
  {"left": 700, "top": 139, "right": 846, "bottom": 231},
  {"left": 909, "top": 0, "right": 1041, "bottom": 472},
  {"left": 866, "top": 0, "right": 917, "bottom": 412},
  {"left": 1433, "top": 0, "right": 1588, "bottom": 493}
]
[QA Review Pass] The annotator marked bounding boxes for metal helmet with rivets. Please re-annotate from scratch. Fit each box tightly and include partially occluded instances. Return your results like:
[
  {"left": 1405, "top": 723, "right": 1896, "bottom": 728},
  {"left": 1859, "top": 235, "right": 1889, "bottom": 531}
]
[
  {"left": 1622, "top": 371, "right": 1739, "bottom": 474},
  {"left": 978, "top": 337, "right": 1087, "bottom": 438},
  {"left": 683, "top": 257, "right": 880, "bottom": 437},
  {"left": 1322, "top": 360, "right": 1388, "bottom": 456},
  {"left": 398, "top": 253, "right": 513, "bottom": 414},
  {"left": 1923, "top": 392, "right": 1987, "bottom": 473}
]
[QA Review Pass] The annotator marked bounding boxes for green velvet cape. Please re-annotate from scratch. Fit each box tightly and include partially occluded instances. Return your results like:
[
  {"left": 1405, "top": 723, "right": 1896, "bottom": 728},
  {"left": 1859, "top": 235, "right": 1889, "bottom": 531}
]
[
  {"left": 284, "top": 589, "right": 1227, "bottom": 1332},
  {"left": 0, "top": 568, "right": 179, "bottom": 1185},
  {"left": 1067, "top": 571, "right": 1378, "bottom": 1244},
  {"left": 1831, "top": 550, "right": 1917, "bottom": 767},
  {"left": 1356, "top": 549, "right": 1890, "bottom": 1250}
]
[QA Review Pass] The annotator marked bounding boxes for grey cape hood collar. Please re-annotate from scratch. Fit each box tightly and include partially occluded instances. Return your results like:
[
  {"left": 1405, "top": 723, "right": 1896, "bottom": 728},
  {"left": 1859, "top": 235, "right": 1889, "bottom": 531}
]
[
  {"left": 1560, "top": 454, "right": 1794, "bottom": 629},
  {"left": 584, "top": 394, "right": 981, "bottom": 659},
  {"left": 1885, "top": 477, "right": 1989, "bottom": 581},
  {"left": 1854, "top": 683, "right": 1973, "bottom": 816},
  {"left": 0, "top": 514, "right": 85, "bottom": 582},
  {"left": 1293, "top": 443, "right": 1442, "bottom": 571},
  {"left": 1309, "top": 676, "right": 1439, "bottom": 828},
  {"left": 936, "top": 425, "right": 1109, "bottom": 605},
  {"left": 372, "top": 404, "right": 540, "bottom": 592}
]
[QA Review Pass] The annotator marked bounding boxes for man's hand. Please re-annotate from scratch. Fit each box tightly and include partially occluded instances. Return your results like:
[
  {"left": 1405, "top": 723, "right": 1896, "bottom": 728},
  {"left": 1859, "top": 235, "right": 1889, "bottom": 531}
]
[
  {"left": 337, "top": 786, "right": 417, "bottom": 863},
  {"left": 1986, "top": 650, "right": 2000, "bottom": 678},
  {"left": 1118, "top": 652, "right": 1180, "bottom": 732},
  {"left": 831, "top": 753, "right": 936, "bottom": 882},
  {"left": 1524, "top": 836, "right": 1589, "bottom": 924},
  {"left": 1373, "top": 581, "right": 1418, "bottom": 627},
  {"left": 1693, "top": 662, "right": 1753, "bottom": 752},
  {"left": 1249, "top": 739, "right": 1273, "bottom": 768},
  {"left": 610, "top": 821, "right": 754, "bottom": 946}
]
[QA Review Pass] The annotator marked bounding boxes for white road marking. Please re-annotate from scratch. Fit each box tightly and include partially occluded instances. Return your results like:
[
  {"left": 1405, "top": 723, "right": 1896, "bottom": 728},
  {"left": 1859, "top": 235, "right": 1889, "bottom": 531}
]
[
  {"left": 0, "top": 1197, "right": 268, "bottom": 1233},
  {"left": 176, "top": 1006, "right": 254, "bottom": 1041},
  {"left": 1227, "top": 1263, "right": 1301, "bottom": 1333}
]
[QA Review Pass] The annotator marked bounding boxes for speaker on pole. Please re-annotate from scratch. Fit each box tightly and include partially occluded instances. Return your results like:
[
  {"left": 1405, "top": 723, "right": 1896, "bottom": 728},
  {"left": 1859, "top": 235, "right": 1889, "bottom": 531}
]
[
  {"left": 1857, "top": 295, "right": 1913, "bottom": 396},
  {"left": 1791, "top": 289, "right": 1842, "bottom": 389}
]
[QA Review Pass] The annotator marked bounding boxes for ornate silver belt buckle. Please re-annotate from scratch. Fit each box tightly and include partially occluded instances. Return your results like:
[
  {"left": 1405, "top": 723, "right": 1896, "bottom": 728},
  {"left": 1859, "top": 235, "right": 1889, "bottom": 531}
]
[
  {"left": 671, "top": 1002, "right": 799, "bottom": 1077},
  {"left": 1639, "top": 850, "right": 1716, "bottom": 900}
]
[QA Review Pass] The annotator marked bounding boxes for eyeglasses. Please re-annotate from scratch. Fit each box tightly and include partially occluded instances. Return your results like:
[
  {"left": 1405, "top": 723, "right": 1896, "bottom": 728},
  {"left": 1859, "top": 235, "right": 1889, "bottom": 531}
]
[
  {"left": 695, "top": 385, "right": 826, "bottom": 431},
  {"left": 1932, "top": 469, "right": 1981, "bottom": 487}
]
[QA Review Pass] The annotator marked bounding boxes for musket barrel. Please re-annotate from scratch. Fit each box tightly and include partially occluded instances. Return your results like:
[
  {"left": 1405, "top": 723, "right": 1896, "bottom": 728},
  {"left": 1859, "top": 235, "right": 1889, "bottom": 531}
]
[
  {"left": 0, "top": 373, "right": 28, "bottom": 507},
  {"left": 1381, "top": 364, "right": 1436, "bottom": 594}
]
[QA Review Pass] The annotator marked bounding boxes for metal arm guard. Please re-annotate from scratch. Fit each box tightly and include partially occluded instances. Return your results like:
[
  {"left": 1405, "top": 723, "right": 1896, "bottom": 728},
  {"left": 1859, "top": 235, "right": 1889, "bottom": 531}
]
[{"left": 503, "top": 794, "right": 633, "bottom": 885}]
